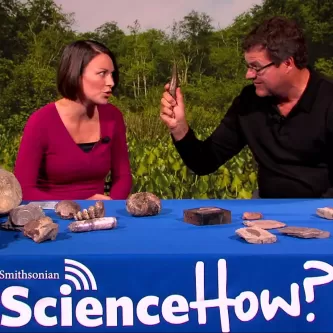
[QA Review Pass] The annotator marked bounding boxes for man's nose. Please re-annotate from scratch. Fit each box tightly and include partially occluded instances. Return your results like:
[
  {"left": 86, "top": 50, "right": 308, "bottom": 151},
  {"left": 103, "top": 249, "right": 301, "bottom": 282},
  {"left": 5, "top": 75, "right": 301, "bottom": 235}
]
[{"left": 245, "top": 68, "right": 257, "bottom": 80}]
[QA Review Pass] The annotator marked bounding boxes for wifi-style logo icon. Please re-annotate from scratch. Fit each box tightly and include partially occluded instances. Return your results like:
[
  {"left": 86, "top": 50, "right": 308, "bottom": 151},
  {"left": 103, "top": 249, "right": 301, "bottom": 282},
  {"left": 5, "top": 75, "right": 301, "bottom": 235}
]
[{"left": 62, "top": 259, "right": 97, "bottom": 291}]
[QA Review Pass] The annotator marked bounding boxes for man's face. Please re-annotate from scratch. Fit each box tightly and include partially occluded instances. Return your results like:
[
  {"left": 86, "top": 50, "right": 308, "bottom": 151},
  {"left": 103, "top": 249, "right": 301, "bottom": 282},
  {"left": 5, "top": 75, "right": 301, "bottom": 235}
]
[{"left": 244, "top": 47, "right": 286, "bottom": 97}]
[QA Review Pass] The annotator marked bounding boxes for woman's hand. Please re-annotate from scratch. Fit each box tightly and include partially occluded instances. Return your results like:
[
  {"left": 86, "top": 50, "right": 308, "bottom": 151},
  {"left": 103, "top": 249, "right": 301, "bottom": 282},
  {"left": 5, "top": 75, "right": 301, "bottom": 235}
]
[{"left": 87, "top": 194, "right": 112, "bottom": 200}]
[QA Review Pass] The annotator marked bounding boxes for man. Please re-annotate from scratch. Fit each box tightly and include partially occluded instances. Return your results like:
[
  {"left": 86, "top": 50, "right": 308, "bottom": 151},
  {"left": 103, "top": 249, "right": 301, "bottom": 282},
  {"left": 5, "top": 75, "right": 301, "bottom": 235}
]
[{"left": 160, "top": 16, "right": 333, "bottom": 198}]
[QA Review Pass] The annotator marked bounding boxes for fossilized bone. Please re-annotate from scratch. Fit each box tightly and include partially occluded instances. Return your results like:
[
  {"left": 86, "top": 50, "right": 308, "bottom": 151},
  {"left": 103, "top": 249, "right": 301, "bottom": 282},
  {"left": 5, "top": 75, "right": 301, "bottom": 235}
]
[
  {"left": 74, "top": 201, "right": 105, "bottom": 220},
  {"left": 23, "top": 216, "right": 59, "bottom": 243},
  {"left": 55, "top": 200, "right": 81, "bottom": 219},
  {"left": 0, "top": 203, "right": 45, "bottom": 231},
  {"left": 68, "top": 217, "right": 117, "bottom": 233}
]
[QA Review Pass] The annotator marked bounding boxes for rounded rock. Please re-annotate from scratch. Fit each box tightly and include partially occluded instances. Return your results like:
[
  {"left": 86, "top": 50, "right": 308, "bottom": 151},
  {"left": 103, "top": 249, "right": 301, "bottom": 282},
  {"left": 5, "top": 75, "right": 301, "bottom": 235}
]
[
  {"left": 0, "top": 168, "right": 22, "bottom": 215},
  {"left": 126, "top": 192, "right": 161, "bottom": 217}
]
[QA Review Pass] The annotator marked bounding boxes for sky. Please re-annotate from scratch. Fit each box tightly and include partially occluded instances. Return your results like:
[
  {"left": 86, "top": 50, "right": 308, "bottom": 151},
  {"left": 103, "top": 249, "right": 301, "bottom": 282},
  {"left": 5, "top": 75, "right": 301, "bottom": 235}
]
[{"left": 53, "top": 0, "right": 263, "bottom": 34}]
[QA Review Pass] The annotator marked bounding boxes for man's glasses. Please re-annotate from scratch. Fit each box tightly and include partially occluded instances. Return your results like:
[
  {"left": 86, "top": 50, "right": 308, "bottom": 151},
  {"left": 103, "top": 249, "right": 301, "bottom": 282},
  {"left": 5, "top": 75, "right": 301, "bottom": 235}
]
[{"left": 245, "top": 62, "right": 275, "bottom": 74}]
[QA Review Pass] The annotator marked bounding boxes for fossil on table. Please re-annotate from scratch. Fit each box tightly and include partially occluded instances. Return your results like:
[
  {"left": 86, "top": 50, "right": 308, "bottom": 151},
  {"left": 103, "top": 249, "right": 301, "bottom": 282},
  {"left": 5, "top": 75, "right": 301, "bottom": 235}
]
[
  {"left": 242, "top": 212, "right": 263, "bottom": 220},
  {"left": 279, "top": 226, "right": 330, "bottom": 239},
  {"left": 316, "top": 207, "right": 333, "bottom": 220},
  {"left": 68, "top": 217, "right": 117, "bottom": 233},
  {"left": 23, "top": 216, "right": 59, "bottom": 243},
  {"left": 243, "top": 219, "right": 286, "bottom": 229},
  {"left": 0, "top": 202, "right": 45, "bottom": 231},
  {"left": 236, "top": 227, "right": 277, "bottom": 244},
  {"left": 74, "top": 201, "right": 105, "bottom": 220},
  {"left": 126, "top": 192, "right": 161, "bottom": 217},
  {"left": 55, "top": 200, "right": 81, "bottom": 219},
  {"left": 0, "top": 168, "right": 22, "bottom": 215}
]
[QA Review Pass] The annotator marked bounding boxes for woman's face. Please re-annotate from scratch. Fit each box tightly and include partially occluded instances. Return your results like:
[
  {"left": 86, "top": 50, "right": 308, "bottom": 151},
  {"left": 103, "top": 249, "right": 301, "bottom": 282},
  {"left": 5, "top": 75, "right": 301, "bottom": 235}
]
[{"left": 80, "top": 53, "right": 115, "bottom": 104}]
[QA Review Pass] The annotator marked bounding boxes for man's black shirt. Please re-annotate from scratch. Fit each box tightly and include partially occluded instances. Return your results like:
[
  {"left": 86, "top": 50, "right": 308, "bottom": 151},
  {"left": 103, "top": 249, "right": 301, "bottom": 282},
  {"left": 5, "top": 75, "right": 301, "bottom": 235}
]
[{"left": 173, "top": 68, "right": 333, "bottom": 198}]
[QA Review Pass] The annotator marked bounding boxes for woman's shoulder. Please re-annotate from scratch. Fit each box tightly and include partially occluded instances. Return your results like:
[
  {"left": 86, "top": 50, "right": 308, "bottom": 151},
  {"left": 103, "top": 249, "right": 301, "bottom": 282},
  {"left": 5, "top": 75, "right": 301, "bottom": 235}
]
[
  {"left": 27, "top": 102, "right": 57, "bottom": 124},
  {"left": 99, "top": 103, "right": 124, "bottom": 120}
]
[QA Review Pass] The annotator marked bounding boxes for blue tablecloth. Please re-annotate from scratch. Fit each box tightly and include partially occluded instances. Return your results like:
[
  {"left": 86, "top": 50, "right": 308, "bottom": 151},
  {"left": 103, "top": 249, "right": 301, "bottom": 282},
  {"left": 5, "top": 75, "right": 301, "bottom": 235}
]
[{"left": 0, "top": 198, "right": 333, "bottom": 332}]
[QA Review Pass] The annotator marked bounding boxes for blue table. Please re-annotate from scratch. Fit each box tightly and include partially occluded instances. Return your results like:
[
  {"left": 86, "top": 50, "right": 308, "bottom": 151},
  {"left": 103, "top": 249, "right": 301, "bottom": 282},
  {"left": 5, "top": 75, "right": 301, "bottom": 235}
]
[{"left": 0, "top": 198, "right": 333, "bottom": 332}]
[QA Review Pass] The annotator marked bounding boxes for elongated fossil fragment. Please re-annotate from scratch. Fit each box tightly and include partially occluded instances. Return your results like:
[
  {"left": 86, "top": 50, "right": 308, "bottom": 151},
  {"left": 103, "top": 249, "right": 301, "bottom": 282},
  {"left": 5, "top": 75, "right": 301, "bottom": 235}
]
[
  {"left": 169, "top": 62, "right": 178, "bottom": 99},
  {"left": 68, "top": 217, "right": 117, "bottom": 232},
  {"left": 243, "top": 219, "right": 286, "bottom": 230}
]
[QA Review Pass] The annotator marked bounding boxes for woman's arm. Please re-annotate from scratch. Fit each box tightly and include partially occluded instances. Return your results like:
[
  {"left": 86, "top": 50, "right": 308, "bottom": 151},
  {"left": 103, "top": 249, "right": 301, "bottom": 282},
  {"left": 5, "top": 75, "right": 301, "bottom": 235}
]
[{"left": 14, "top": 112, "right": 56, "bottom": 200}]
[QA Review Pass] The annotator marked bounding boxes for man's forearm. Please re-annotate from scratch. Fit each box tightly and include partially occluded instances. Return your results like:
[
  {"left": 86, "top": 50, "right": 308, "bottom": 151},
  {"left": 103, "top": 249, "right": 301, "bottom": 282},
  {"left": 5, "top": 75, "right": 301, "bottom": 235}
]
[{"left": 171, "top": 123, "right": 189, "bottom": 141}]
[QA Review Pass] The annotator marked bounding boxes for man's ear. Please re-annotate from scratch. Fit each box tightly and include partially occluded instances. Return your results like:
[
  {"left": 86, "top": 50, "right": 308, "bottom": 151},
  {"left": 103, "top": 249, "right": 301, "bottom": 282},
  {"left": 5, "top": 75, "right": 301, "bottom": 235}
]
[{"left": 284, "top": 56, "right": 295, "bottom": 73}]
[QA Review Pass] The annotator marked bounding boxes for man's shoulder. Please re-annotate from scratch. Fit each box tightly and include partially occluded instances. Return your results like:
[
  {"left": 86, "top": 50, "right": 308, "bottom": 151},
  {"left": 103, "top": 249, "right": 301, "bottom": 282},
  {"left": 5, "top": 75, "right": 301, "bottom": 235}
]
[
  {"left": 232, "top": 84, "right": 260, "bottom": 113},
  {"left": 311, "top": 69, "right": 333, "bottom": 96}
]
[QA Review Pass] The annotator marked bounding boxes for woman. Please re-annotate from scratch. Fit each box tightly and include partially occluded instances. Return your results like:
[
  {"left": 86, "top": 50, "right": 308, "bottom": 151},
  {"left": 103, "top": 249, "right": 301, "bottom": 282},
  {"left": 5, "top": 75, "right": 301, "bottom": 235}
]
[{"left": 14, "top": 40, "right": 132, "bottom": 200}]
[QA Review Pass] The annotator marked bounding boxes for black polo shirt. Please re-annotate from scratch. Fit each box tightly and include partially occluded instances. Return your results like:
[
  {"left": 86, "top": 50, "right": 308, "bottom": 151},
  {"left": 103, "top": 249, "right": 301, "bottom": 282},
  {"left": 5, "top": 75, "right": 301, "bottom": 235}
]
[{"left": 173, "top": 68, "right": 333, "bottom": 198}]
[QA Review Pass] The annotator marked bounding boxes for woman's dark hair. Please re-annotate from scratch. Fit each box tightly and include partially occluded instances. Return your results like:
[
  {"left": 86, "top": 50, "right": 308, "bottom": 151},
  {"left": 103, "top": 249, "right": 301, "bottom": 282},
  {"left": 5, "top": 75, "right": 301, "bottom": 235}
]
[
  {"left": 57, "top": 40, "right": 119, "bottom": 100},
  {"left": 242, "top": 16, "right": 308, "bottom": 69}
]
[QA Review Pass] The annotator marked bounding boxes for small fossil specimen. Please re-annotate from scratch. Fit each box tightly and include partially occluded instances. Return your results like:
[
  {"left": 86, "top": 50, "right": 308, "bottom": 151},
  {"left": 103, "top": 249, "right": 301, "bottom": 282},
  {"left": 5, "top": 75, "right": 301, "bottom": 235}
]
[
  {"left": 23, "top": 216, "right": 59, "bottom": 243},
  {"left": 316, "top": 207, "right": 333, "bottom": 220},
  {"left": 0, "top": 203, "right": 45, "bottom": 231},
  {"left": 279, "top": 226, "right": 330, "bottom": 239},
  {"left": 126, "top": 192, "right": 161, "bottom": 217},
  {"left": 236, "top": 227, "right": 277, "bottom": 244},
  {"left": 243, "top": 219, "right": 286, "bottom": 230},
  {"left": 55, "top": 200, "right": 81, "bottom": 219},
  {"left": 242, "top": 212, "right": 263, "bottom": 220},
  {"left": 74, "top": 201, "right": 105, "bottom": 220}
]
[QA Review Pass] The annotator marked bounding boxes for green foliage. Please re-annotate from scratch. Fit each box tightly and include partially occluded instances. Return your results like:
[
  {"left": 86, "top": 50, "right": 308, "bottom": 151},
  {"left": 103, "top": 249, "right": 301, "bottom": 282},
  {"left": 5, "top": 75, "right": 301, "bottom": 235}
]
[
  {"left": 127, "top": 130, "right": 257, "bottom": 199},
  {"left": 1, "top": 0, "right": 333, "bottom": 199}
]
